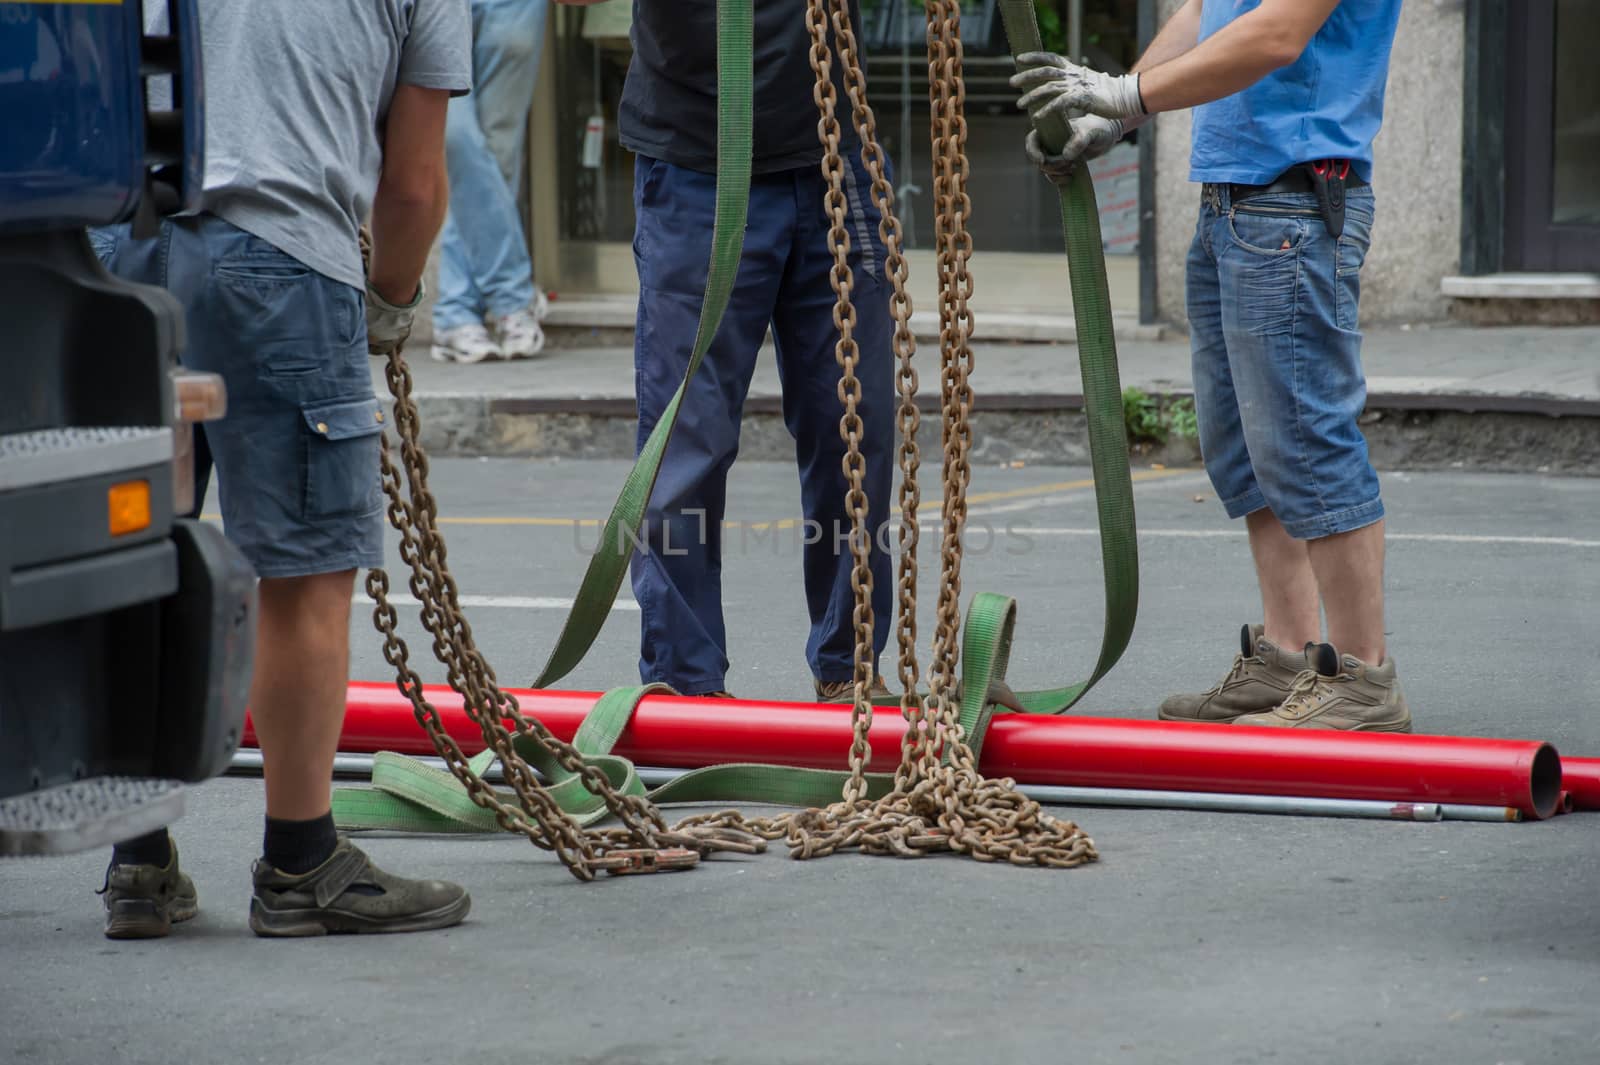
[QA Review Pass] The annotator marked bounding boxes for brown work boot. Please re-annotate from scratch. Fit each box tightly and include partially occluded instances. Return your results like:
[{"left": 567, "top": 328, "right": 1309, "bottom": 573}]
[
  {"left": 1158, "top": 624, "right": 1309, "bottom": 723},
  {"left": 1233, "top": 642, "right": 1412, "bottom": 732},
  {"left": 815, "top": 674, "right": 894, "bottom": 703}
]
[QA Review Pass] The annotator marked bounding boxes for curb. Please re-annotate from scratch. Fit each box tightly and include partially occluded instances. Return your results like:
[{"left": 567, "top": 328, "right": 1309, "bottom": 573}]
[
  {"left": 393, "top": 390, "right": 1600, "bottom": 476},
  {"left": 544, "top": 300, "right": 1169, "bottom": 344}
]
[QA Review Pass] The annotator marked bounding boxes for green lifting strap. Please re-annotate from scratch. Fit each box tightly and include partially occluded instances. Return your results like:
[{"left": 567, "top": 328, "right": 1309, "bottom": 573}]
[
  {"left": 952, "top": 0, "right": 1140, "bottom": 761},
  {"left": 331, "top": 0, "right": 1140, "bottom": 835}
]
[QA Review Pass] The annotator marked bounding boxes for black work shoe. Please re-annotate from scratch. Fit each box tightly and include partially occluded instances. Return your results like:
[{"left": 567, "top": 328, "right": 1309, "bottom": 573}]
[
  {"left": 98, "top": 843, "right": 198, "bottom": 940},
  {"left": 248, "top": 837, "right": 469, "bottom": 937}
]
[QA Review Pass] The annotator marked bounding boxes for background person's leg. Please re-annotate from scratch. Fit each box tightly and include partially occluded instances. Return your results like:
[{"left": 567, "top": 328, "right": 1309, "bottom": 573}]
[
  {"left": 471, "top": 0, "right": 546, "bottom": 199},
  {"left": 629, "top": 158, "right": 787, "bottom": 694},
  {"left": 774, "top": 158, "right": 894, "bottom": 689},
  {"left": 461, "top": 0, "right": 543, "bottom": 327},
  {"left": 434, "top": 94, "right": 534, "bottom": 343}
]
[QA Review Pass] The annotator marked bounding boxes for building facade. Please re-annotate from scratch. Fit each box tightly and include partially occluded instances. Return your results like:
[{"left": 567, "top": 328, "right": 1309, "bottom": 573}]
[{"left": 522, "top": 0, "right": 1598, "bottom": 329}]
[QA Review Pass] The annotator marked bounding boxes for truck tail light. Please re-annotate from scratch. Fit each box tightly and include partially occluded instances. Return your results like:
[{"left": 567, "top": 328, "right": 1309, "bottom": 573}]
[{"left": 108, "top": 479, "right": 152, "bottom": 536}]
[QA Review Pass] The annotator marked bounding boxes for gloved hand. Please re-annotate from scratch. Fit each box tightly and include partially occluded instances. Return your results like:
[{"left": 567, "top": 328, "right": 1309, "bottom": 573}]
[
  {"left": 365, "top": 278, "right": 424, "bottom": 357},
  {"left": 1010, "top": 51, "right": 1145, "bottom": 125},
  {"left": 1024, "top": 116, "right": 1124, "bottom": 187}
]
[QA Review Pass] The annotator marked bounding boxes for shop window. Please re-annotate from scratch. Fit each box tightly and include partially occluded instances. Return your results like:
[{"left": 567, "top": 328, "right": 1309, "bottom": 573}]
[{"left": 551, "top": 1, "right": 1140, "bottom": 256}]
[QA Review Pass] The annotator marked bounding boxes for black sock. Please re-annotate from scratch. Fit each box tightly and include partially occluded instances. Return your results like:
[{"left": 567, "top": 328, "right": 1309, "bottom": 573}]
[
  {"left": 112, "top": 828, "right": 172, "bottom": 869},
  {"left": 263, "top": 813, "right": 338, "bottom": 875}
]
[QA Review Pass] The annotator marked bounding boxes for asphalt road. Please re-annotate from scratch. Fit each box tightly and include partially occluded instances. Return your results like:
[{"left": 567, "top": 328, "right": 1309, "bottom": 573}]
[{"left": 4, "top": 458, "right": 1598, "bottom": 1065}]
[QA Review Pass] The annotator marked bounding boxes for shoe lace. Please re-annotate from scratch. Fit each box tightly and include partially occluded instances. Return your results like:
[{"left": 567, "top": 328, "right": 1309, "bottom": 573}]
[
  {"left": 1203, "top": 653, "right": 1249, "bottom": 697},
  {"left": 1276, "top": 668, "right": 1331, "bottom": 718}
]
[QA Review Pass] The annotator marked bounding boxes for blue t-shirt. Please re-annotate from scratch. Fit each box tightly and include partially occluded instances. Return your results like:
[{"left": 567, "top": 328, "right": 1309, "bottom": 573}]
[{"left": 1188, "top": 0, "right": 1402, "bottom": 184}]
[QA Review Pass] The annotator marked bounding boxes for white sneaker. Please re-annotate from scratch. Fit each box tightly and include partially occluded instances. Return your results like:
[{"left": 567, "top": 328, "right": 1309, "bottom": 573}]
[
  {"left": 530, "top": 286, "right": 550, "bottom": 322},
  {"left": 432, "top": 322, "right": 499, "bottom": 364},
  {"left": 490, "top": 306, "right": 546, "bottom": 360}
]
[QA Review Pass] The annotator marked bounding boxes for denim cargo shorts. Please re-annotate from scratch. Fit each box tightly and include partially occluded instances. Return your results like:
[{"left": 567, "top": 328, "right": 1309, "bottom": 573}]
[
  {"left": 90, "top": 215, "right": 384, "bottom": 578},
  {"left": 1185, "top": 185, "right": 1383, "bottom": 541}
]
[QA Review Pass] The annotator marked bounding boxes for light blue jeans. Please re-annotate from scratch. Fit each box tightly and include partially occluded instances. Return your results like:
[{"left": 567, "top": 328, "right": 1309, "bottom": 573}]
[
  {"left": 433, "top": 0, "right": 547, "bottom": 332},
  {"left": 1186, "top": 184, "right": 1383, "bottom": 541}
]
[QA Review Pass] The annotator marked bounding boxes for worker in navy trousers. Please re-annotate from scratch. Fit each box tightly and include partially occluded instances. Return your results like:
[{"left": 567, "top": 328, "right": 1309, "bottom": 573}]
[{"left": 600, "top": 0, "right": 893, "bottom": 702}]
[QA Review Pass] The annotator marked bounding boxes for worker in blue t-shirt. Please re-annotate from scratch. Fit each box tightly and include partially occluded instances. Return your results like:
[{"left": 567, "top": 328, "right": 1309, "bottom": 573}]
[
  {"left": 1011, "top": 0, "right": 1409, "bottom": 731},
  {"left": 559, "top": 0, "right": 893, "bottom": 702}
]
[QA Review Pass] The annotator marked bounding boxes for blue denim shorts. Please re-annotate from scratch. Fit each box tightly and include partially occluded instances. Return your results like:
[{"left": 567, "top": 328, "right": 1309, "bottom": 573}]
[
  {"left": 1185, "top": 185, "right": 1383, "bottom": 540},
  {"left": 90, "top": 215, "right": 384, "bottom": 578}
]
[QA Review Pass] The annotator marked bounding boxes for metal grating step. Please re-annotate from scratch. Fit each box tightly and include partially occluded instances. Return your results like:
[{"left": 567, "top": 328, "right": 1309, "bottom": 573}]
[
  {"left": 0, "top": 776, "right": 185, "bottom": 857},
  {"left": 0, "top": 426, "right": 172, "bottom": 492}
]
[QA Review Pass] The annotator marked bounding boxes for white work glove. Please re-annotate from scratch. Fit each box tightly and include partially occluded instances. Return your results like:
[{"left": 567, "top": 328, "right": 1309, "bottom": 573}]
[
  {"left": 1010, "top": 51, "right": 1145, "bottom": 125},
  {"left": 365, "top": 278, "right": 424, "bottom": 357},
  {"left": 1024, "top": 116, "right": 1124, "bottom": 186}
]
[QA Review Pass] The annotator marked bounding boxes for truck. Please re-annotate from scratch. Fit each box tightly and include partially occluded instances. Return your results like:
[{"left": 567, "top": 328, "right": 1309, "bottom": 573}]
[{"left": 0, "top": 0, "right": 255, "bottom": 856}]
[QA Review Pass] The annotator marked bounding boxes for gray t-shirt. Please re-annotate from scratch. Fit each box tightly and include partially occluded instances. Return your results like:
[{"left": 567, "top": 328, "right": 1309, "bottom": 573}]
[{"left": 150, "top": 0, "right": 470, "bottom": 291}]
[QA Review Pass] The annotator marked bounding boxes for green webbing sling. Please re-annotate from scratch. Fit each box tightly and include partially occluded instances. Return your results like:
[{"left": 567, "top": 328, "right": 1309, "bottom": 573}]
[{"left": 332, "top": 0, "right": 1139, "bottom": 834}]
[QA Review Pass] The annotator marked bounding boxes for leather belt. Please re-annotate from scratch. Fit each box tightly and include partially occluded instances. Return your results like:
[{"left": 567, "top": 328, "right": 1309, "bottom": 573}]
[
  {"left": 1204, "top": 161, "right": 1368, "bottom": 237},
  {"left": 1225, "top": 166, "right": 1368, "bottom": 203}
]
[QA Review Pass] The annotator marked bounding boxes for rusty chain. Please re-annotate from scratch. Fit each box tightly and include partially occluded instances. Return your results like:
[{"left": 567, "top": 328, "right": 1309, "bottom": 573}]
[
  {"left": 754, "top": 0, "right": 1099, "bottom": 867},
  {"left": 362, "top": 236, "right": 764, "bottom": 882},
  {"left": 357, "top": 3, "right": 1095, "bottom": 873}
]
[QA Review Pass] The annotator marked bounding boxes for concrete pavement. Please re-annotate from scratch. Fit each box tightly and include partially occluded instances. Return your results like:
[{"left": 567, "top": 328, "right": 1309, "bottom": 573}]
[{"left": 3, "top": 459, "right": 1598, "bottom": 1065}]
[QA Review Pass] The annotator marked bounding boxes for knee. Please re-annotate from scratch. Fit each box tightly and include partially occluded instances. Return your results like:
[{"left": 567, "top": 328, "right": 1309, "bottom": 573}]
[{"left": 259, "top": 570, "right": 357, "bottom": 615}]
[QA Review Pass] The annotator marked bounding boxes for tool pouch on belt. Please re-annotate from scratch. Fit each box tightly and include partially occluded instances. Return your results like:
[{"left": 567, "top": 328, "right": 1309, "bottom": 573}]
[{"left": 1303, "top": 160, "right": 1349, "bottom": 239}]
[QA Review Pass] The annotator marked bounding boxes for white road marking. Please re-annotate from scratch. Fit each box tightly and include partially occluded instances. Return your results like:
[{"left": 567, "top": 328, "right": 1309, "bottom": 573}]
[{"left": 1016, "top": 528, "right": 1600, "bottom": 549}]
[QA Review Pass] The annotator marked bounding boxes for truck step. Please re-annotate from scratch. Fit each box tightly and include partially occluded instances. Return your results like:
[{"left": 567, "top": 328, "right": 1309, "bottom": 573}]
[
  {"left": 0, "top": 776, "right": 185, "bottom": 857},
  {"left": 0, "top": 426, "right": 171, "bottom": 492}
]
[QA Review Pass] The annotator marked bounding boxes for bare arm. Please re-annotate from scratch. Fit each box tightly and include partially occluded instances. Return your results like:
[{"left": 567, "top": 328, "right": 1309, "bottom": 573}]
[
  {"left": 1133, "top": 0, "right": 1203, "bottom": 74},
  {"left": 1119, "top": 0, "right": 1204, "bottom": 132},
  {"left": 368, "top": 84, "right": 451, "bottom": 306},
  {"left": 1137, "top": 0, "right": 1342, "bottom": 113}
]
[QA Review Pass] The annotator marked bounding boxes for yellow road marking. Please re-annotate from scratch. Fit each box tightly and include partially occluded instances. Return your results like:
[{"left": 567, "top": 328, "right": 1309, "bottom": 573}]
[{"left": 198, "top": 469, "right": 1192, "bottom": 530}]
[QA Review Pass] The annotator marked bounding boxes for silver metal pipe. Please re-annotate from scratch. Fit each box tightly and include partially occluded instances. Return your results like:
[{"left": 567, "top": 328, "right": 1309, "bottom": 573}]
[
  {"left": 1438, "top": 804, "right": 1522, "bottom": 823},
  {"left": 1019, "top": 783, "right": 1443, "bottom": 821},
  {"left": 230, "top": 749, "right": 1523, "bottom": 823}
]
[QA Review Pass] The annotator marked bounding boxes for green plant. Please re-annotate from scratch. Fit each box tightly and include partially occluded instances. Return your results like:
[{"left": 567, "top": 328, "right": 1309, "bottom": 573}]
[
  {"left": 1121, "top": 388, "right": 1200, "bottom": 446},
  {"left": 1034, "top": 1, "right": 1068, "bottom": 54},
  {"left": 1122, "top": 386, "right": 1166, "bottom": 444},
  {"left": 1168, "top": 397, "right": 1199, "bottom": 441}
]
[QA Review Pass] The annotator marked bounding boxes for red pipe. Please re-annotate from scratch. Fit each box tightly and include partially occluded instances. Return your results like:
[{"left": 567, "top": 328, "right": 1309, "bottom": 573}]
[
  {"left": 1560, "top": 758, "right": 1600, "bottom": 811},
  {"left": 243, "top": 682, "right": 1567, "bottom": 820}
]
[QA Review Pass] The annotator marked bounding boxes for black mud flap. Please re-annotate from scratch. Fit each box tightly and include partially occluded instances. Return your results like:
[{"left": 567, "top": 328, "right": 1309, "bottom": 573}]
[{"left": 154, "top": 519, "right": 256, "bottom": 782}]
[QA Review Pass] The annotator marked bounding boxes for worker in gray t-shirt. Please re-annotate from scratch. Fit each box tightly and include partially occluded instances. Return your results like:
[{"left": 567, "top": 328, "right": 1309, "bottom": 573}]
[{"left": 91, "top": 0, "right": 476, "bottom": 940}]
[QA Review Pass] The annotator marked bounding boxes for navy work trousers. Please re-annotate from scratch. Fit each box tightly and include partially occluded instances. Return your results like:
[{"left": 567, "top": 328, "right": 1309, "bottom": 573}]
[{"left": 629, "top": 153, "right": 894, "bottom": 694}]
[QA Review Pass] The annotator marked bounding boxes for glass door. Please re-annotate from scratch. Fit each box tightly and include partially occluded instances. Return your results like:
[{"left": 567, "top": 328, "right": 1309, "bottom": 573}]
[{"left": 1504, "top": 0, "right": 1600, "bottom": 271}]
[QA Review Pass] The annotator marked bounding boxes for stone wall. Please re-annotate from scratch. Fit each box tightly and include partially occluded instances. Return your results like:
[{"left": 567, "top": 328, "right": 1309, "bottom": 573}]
[{"left": 1153, "top": 0, "right": 1466, "bottom": 329}]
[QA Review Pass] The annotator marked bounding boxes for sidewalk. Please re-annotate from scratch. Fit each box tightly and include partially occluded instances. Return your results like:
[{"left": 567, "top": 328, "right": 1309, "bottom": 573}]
[{"left": 381, "top": 323, "right": 1600, "bottom": 474}]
